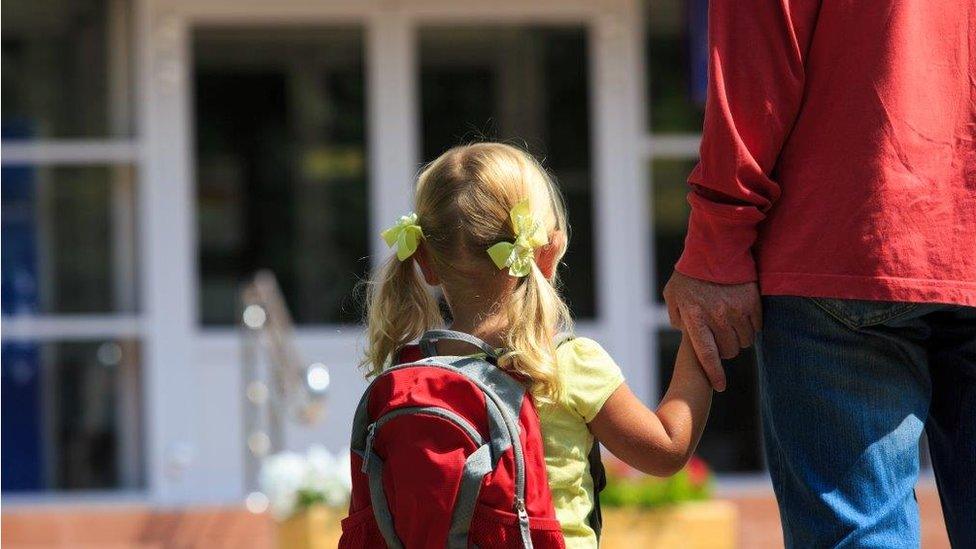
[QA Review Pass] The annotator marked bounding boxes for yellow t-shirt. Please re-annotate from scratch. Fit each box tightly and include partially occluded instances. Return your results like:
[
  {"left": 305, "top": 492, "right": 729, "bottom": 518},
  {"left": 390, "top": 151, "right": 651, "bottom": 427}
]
[{"left": 536, "top": 337, "right": 625, "bottom": 548}]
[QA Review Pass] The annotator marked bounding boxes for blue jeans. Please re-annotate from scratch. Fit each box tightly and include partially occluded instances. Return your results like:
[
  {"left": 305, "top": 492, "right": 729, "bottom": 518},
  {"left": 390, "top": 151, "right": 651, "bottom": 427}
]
[{"left": 757, "top": 297, "right": 976, "bottom": 548}]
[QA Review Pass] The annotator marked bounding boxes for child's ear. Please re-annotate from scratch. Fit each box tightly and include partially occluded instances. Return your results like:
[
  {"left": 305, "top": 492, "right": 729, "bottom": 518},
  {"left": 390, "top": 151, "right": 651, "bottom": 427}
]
[
  {"left": 535, "top": 230, "right": 566, "bottom": 280},
  {"left": 415, "top": 244, "right": 441, "bottom": 286}
]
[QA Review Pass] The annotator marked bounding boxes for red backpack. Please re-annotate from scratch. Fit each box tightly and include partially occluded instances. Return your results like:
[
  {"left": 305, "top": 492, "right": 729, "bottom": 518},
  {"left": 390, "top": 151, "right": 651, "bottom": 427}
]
[{"left": 338, "top": 330, "right": 565, "bottom": 548}]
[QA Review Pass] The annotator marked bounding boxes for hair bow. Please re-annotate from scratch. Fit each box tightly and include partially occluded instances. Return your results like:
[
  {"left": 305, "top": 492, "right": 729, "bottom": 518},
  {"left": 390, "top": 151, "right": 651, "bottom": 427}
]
[
  {"left": 487, "top": 200, "right": 549, "bottom": 277},
  {"left": 381, "top": 212, "right": 424, "bottom": 261}
]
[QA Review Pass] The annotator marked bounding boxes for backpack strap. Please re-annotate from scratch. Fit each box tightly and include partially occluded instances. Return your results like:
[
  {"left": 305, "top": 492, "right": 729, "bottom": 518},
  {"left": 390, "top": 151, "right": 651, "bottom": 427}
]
[
  {"left": 586, "top": 439, "right": 607, "bottom": 539},
  {"left": 351, "top": 388, "right": 404, "bottom": 548},
  {"left": 365, "top": 448, "right": 404, "bottom": 549},
  {"left": 448, "top": 443, "right": 494, "bottom": 548},
  {"left": 419, "top": 329, "right": 500, "bottom": 360},
  {"left": 554, "top": 332, "right": 576, "bottom": 349}
]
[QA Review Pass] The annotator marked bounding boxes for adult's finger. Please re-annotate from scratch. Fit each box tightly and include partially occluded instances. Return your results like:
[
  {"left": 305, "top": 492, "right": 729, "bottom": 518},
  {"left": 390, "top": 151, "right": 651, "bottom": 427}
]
[
  {"left": 683, "top": 315, "right": 726, "bottom": 392},
  {"left": 711, "top": 321, "right": 740, "bottom": 360},
  {"left": 731, "top": 316, "right": 755, "bottom": 348},
  {"left": 666, "top": 300, "right": 684, "bottom": 329}
]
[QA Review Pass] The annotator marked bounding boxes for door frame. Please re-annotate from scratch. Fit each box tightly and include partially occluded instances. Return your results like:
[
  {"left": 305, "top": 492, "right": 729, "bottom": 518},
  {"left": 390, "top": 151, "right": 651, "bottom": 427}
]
[{"left": 139, "top": 0, "right": 649, "bottom": 504}]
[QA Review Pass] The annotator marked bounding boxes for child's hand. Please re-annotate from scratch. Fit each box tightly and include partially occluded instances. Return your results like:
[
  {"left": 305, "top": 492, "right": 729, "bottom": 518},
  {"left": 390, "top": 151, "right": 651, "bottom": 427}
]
[
  {"left": 674, "top": 336, "right": 713, "bottom": 389},
  {"left": 588, "top": 336, "right": 713, "bottom": 476}
]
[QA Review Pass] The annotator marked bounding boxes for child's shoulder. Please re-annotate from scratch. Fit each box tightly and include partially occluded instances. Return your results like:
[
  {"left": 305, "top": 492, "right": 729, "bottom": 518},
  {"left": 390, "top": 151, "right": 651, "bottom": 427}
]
[
  {"left": 555, "top": 336, "right": 620, "bottom": 376},
  {"left": 553, "top": 336, "right": 624, "bottom": 421},
  {"left": 556, "top": 335, "right": 612, "bottom": 361}
]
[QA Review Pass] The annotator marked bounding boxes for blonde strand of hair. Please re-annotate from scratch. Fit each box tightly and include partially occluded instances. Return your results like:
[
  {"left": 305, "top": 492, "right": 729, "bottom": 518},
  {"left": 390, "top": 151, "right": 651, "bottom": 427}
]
[
  {"left": 499, "top": 261, "right": 573, "bottom": 401},
  {"left": 362, "top": 255, "right": 441, "bottom": 377}
]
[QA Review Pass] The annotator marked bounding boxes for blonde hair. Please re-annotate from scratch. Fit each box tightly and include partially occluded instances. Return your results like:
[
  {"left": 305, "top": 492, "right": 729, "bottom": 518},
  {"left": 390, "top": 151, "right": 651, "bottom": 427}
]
[{"left": 363, "top": 143, "right": 573, "bottom": 398}]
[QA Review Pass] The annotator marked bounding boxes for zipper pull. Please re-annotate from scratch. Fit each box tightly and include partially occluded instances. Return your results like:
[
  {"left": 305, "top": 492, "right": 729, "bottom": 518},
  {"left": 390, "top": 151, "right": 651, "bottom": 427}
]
[
  {"left": 361, "top": 423, "right": 377, "bottom": 473},
  {"left": 514, "top": 497, "right": 533, "bottom": 549},
  {"left": 515, "top": 496, "right": 529, "bottom": 518},
  {"left": 514, "top": 497, "right": 528, "bottom": 520}
]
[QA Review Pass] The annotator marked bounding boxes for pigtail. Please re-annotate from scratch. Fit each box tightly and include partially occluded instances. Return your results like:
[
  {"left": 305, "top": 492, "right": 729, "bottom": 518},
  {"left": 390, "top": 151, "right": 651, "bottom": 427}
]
[
  {"left": 499, "top": 261, "right": 573, "bottom": 401},
  {"left": 362, "top": 255, "right": 442, "bottom": 377}
]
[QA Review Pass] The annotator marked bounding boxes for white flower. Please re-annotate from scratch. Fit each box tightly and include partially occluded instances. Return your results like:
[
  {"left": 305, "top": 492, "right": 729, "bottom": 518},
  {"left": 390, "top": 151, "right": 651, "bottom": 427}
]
[
  {"left": 259, "top": 451, "right": 306, "bottom": 520},
  {"left": 335, "top": 448, "right": 352, "bottom": 493},
  {"left": 258, "top": 446, "right": 353, "bottom": 520}
]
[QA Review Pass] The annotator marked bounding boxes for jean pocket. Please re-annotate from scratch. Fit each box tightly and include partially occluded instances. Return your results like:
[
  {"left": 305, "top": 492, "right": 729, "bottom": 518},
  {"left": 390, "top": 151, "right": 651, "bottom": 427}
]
[{"left": 808, "top": 298, "right": 919, "bottom": 330}]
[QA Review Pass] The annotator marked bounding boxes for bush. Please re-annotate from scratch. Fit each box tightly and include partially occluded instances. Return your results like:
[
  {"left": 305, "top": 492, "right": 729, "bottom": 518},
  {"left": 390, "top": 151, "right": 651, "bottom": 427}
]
[{"left": 600, "top": 454, "right": 713, "bottom": 508}]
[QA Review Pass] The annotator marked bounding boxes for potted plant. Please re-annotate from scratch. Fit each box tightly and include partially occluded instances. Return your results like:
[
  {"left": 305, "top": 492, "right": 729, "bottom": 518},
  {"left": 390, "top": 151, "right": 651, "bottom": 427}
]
[
  {"left": 259, "top": 446, "right": 351, "bottom": 549},
  {"left": 598, "top": 455, "right": 737, "bottom": 548}
]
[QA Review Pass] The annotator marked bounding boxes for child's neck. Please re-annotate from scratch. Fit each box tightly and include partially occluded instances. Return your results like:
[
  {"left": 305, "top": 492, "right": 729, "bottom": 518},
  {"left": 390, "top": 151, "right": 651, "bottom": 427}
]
[{"left": 441, "top": 308, "right": 508, "bottom": 355}]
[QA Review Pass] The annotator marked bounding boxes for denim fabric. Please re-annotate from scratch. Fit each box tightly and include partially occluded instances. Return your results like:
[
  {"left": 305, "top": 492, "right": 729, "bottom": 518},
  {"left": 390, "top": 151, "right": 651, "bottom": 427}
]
[{"left": 757, "top": 297, "right": 976, "bottom": 548}]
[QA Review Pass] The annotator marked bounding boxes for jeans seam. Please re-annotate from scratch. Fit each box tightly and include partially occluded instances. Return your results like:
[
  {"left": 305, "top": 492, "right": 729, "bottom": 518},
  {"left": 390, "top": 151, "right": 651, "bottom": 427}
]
[{"left": 807, "top": 298, "right": 921, "bottom": 330}]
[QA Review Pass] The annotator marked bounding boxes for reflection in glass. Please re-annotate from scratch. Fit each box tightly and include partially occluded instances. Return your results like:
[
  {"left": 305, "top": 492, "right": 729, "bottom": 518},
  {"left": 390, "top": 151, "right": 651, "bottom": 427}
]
[
  {"left": 646, "top": 0, "right": 706, "bottom": 132},
  {"left": 650, "top": 158, "right": 696, "bottom": 300},
  {"left": 194, "top": 28, "right": 369, "bottom": 325},
  {"left": 419, "top": 27, "right": 595, "bottom": 318},
  {"left": 1, "top": 339, "right": 143, "bottom": 491},
  {"left": 1, "top": 165, "right": 138, "bottom": 315},
  {"left": 658, "top": 329, "right": 763, "bottom": 472},
  {"left": 1, "top": 0, "right": 133, "bottom": 139}
]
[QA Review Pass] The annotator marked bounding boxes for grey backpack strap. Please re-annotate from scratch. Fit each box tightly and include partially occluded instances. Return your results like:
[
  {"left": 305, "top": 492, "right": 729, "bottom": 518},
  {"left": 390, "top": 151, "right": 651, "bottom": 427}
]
[
  {"left": 351, "top": 386, "right": 404, "bottom": 548},
  {"left": 365, "top": 449, "right": 404, "bottom": 549},
  {"left": 419, "top": 329, "right": 500, "bottom": 359},
  {"left": 555, "top": 332, "right": 576, "bottom": 349},
  {"left": 447, "top": 444, "right": 493, "bottom": 548}
]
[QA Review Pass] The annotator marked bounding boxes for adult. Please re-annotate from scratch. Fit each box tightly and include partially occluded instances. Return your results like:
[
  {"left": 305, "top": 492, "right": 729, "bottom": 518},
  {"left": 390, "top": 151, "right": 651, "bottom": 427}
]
[{"left": 663, "top": 1, "right": 976, "bottom": 547}]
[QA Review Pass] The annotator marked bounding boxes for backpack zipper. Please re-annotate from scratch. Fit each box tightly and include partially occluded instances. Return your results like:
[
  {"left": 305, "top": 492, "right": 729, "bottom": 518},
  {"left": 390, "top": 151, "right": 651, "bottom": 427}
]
[{"left": 361, "top": 405, "right": 485, "bottom": 474}]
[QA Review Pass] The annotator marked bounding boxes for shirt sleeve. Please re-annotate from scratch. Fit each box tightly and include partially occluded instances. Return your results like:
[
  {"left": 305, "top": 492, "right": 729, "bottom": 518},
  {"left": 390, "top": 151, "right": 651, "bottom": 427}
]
[
  {"left": 675, "top": 0, "right": 822, "bottom": 284},
  {"left": 557, "top": 338, "right": 625, "bottom": 423}
]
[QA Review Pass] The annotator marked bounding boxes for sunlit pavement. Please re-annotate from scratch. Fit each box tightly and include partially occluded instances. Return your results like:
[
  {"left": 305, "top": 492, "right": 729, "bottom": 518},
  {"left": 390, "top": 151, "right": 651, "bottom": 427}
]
[
  {"left": 726, "top": 480, "right": 949, "bottom": 549},
  {"left": 1, "top": 481, "right": 951, "bottom": 548}
]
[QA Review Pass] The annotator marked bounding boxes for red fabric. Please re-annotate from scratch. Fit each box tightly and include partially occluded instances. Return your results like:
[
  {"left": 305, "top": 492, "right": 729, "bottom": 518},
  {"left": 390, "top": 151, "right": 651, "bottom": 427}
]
[
  {"left": 470, "top": 504, "right": 564, "bottom": 548},
  {"left": 395, "top": 345, "right": 424, "bottom": 364},
  {"left": 676, "top": 0, "right": 976, "bottom": 306},
  {"left": 339, "top": 358, "right": 563, "bottom": 548}
]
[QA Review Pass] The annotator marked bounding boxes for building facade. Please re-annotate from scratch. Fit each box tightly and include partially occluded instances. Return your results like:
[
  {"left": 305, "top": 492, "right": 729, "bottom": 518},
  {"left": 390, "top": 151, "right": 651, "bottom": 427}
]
[{"left": 2, "top": 0, "right": 764, "bottom": 506}]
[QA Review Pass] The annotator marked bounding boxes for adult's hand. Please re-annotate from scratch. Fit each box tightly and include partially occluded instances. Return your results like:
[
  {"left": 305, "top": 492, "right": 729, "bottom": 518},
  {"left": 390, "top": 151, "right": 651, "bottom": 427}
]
[{"left": 662, "top": 271, "right": 762, "bottom": 392}]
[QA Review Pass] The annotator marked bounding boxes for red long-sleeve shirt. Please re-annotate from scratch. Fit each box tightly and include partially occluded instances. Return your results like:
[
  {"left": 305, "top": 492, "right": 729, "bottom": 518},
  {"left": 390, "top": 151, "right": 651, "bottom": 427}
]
[{"left": 675, "top": 0, "right": 976, "bottom": 307}]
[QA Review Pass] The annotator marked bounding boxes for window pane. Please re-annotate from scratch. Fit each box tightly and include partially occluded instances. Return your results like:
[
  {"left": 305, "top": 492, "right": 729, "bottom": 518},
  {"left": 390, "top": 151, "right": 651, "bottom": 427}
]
[
  {"left": 2, "top": 0, "right": 133, "bottom": 140},
  {"left": 419, "top": 27, "right": 596, "bottom": 319},
  {"left": 650, "top": 158, "right": 696, "bottom": 301},
  {"left": 658, "top": 329, "right": 763, "bottom": 472},
  {"left": 1, "top": 165, "right": 139, "bottom": 315},
  {"left": 194, "top": 28, "right": 368, "bottom": 325},
  {"left": 646, "top": 0, "right": 706, "bottom": 132},
  {"left": 1, "top": 339, "right": 143, "bottom": 491}
]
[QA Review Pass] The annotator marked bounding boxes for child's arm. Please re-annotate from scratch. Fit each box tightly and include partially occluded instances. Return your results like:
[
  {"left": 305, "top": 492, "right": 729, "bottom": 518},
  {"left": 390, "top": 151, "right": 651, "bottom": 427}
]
[{"left": 588, "top": 336, "right": 712, "bottom": 477}]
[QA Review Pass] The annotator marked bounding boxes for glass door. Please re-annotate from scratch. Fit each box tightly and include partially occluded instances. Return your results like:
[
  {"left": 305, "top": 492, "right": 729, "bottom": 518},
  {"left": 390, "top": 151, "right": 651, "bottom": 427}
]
[{"left": 193, "top": 27, "right": 369, "bottom": 327}]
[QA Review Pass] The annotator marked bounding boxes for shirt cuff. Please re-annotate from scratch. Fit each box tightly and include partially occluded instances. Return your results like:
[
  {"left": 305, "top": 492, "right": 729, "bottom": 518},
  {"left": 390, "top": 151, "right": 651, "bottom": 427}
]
[{"left": 674, "top": 191, "right": 763, "bottom": 284}]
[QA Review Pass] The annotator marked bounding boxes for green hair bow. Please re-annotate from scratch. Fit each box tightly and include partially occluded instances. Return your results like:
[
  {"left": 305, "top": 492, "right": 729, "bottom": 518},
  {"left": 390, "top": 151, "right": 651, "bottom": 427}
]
[
  {"left": 487, "top": 200, "right": 549, "bottom": 277},
  {"left": 382, "top": 212, "right": 424, "bottom": 261}
]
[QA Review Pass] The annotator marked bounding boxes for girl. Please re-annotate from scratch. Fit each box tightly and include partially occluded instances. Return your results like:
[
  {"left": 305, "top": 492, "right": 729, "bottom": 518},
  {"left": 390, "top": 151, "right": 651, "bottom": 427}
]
[{"left": 364, "top": 143, "right": 713, "bottom": 548}]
